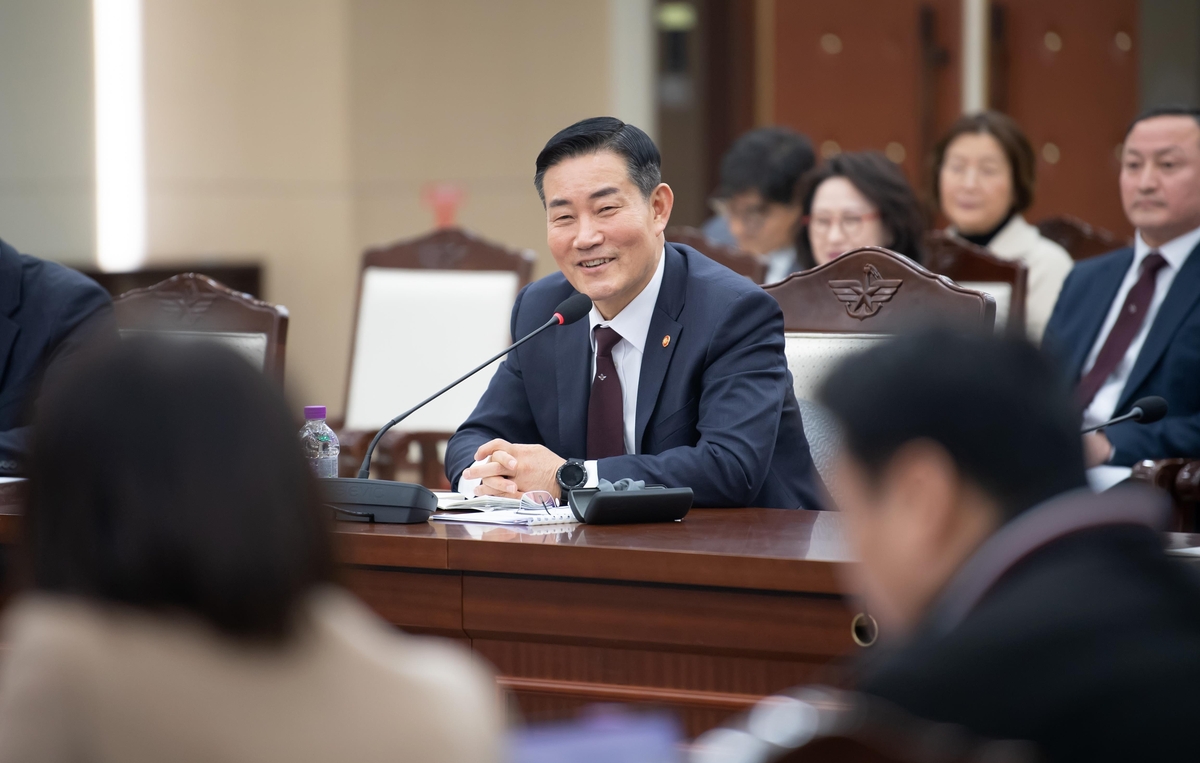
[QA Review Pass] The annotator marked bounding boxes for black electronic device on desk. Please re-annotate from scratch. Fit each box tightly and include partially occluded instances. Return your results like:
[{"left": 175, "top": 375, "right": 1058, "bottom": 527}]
[
  {"left": 319, "top": 292, "right": 594, "bottom": 524},
  {"left": 567, "top": 486, "right": 693, "bottom": 525}
]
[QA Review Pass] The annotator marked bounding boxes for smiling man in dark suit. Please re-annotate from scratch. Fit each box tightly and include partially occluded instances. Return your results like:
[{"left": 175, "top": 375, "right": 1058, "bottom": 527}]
[
  {"left": 445, "top": 117, "right": 822, "bottom": 509},
  {"left": 0, "top": 238, "right": 115, "bottom": 473},
  {"left": 1044, "top": 106, "right": 1200, "bottom": 467}
]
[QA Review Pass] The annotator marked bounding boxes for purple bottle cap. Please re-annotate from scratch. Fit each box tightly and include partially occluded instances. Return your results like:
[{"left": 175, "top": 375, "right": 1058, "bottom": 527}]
[{"left": 303, "top": 405, "right": 327, "bottom": 420}]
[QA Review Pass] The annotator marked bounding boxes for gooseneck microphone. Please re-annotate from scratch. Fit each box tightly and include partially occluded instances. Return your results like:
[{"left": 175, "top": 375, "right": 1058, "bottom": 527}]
[
  {"left": 1081, "top": 396, "right": 1168, "bottom": 434},
  {"left": 320, "top": 292, "right": 593, "bottom": 523}
]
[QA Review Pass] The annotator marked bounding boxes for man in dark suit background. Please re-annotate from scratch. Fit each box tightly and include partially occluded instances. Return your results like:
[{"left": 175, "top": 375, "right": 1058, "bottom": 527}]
[
  {"left": 817, "top": 328, "right": 1200, "bottom": 762},
  {"left": 445, "top": 117, "right": 822, "bottom": 509},
  {"left": 1044, "top": 106, "right": 1200, "bottom": 467},
  {"left": 0, "top": 238, "right": 115, "bottom": 473}
]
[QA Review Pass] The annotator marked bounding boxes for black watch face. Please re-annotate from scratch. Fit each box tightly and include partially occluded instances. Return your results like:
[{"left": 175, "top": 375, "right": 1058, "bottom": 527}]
[{"left": 559, "top": 461, "right": 586, "bottom": 489}]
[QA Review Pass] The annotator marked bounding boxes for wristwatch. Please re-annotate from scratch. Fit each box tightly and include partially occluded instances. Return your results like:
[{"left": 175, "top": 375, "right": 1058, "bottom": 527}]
[{"left": 556, "top": 458, "right": 588, "bottom": 493}]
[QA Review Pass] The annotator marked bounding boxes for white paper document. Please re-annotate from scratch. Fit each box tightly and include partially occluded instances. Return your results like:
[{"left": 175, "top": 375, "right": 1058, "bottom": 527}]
[{"left": 431, "top": 507, "right": 579, "bottom": 527}]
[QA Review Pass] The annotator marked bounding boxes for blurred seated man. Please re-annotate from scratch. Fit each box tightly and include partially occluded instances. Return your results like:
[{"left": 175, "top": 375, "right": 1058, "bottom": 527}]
[
  {"left": 0, "top": 238, "right": 114, "bottom": 474},
  {"left": 708, "top": 127, "right": 815, "bottom": 282},
  {"left": 0, "top": 340, "right": 503, "bottom": 763},
  {"left": 446, "top": 117, "right": 823, "bottom": 510},
  {"left": 1044, "top": 106, "right": 1200, "bottom": 468},
  {"left": 817, "top": 328, "right": 1200, "bottom": 763}
]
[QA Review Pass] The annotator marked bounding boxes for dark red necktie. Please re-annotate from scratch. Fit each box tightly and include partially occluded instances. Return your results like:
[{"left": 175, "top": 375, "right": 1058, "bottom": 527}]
[
  {"left": 1077, "top": 252, "right": 1168, "bottom": 408},
  {"left": 587, "top": 326, "right": 626, "bottom": 459}
]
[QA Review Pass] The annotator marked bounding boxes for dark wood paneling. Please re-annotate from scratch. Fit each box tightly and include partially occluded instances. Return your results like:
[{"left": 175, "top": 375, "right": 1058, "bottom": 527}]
[
  {"left": 771, "top": 0, "right": 962, "bottom": 185},
  {"left": 994, "top": 0, "right": 1138, "bottom": 235},
  {"left": 340, "top": 567, "right": 464, "bottom": 638},
  {"left": 474, "top": 639, "right": 843, "bottom": 696},
  {"left": 462, "top": 575, "right": 854, "bottom": 658}
]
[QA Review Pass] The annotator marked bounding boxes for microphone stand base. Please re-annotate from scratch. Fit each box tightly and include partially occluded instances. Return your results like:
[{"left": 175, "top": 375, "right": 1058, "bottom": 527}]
[{"left": 318, "top": 478, "right": 438, "bottom": 524}]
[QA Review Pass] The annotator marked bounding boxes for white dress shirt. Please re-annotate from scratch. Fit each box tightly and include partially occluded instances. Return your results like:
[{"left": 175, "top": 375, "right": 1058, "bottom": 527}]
[
  {"left": 1081, "top": 225, "right": 1200, "bottom": 430},
  {"left": 763, "top": 245, "right": 798, "bottom": 284},
  {"left": 458, "top": 248, "right": 666, "bottom": 497}
]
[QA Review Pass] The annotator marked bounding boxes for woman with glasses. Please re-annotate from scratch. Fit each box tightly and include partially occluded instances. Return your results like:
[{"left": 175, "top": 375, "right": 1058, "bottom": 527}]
[
  {"left": 0, "top": 339, "right": 503, "bottom": 763},
  {"left": 933, "top": 111, "right": 1073, "bottom": 342},
  {"left": 795, "top": 151, "right": 927, "bottom": 270}
]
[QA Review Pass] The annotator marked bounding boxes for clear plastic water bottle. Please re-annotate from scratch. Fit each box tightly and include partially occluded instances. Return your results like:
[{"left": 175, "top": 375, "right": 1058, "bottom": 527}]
[{"left": 300, "top": 405, "right": 340, "bottom": 478}]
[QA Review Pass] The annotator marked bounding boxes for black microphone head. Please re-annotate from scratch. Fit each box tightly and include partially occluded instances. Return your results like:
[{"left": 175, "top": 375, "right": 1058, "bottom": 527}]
[
  {"left": 1131, "top": 396, "right": 1168, "bottom": 424},
  {"left": 553, "top": 292, "right": 593, "bottom": 325}
]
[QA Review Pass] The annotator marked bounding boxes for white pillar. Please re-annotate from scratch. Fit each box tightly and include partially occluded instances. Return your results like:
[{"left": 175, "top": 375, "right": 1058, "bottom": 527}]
[
  {"left": 94, "top": 0, "right": 146, "bottom": 271},
  {"left": 962, "top": 0, "right": 989, "bottom": 113},
  {"left": 608, "top": 0, "right": 657, "bottom": 140}
]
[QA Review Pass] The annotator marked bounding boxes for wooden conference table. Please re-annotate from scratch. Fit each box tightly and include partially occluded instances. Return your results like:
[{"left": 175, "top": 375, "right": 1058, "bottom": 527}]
[{"left": 335, "top": 508, "right": 863, "bottom": 736}]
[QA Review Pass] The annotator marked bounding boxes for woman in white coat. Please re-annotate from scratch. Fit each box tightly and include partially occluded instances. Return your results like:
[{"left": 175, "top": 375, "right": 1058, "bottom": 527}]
[{"left": 933, "top": 111, "right": 1074, "bottom": 343}]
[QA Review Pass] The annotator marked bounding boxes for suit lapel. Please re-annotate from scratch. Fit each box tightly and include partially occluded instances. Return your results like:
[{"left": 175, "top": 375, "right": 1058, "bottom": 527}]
[
  {"left": 1117, "top": 242, "right": 1200, "bottom": 412},
  {"left": 634, "top": 245, "right": 687, "bottom": 452},
  {"left": 556, "top": 316, "right": 590, "bottom": 458},
  {"left": 1068, "top": 249, "right": 1132, "bottom": 381},
  {"left": 0, "top": 241, "right": 24, "bottom": 378}
]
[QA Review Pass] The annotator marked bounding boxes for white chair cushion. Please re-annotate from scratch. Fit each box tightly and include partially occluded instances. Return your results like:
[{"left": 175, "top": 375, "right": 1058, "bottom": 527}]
[
  {"left": 344, "top": 268, "right": 519, "bottom": 432},
  {"left": 784, "top": 332, "right": 890, "bottom": 493}
]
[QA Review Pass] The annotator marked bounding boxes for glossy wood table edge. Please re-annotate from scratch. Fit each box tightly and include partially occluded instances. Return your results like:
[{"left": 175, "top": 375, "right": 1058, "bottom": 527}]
[{"left": 335, "top": 508, "right": 856, "bottom": 595}]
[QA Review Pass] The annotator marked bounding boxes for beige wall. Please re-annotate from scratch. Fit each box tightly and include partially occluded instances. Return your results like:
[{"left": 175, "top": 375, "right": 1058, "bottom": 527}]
[
  {"left": 0, "top": 0, "right": 94, "bottom": 264},
  {"left": 143, "top": 0, "right": 640, "bottom": 416}
]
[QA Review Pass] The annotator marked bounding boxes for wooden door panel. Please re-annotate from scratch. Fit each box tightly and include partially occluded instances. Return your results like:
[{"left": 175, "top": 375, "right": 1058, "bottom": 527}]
[
  {"left": 994, "top": 0, "right": 1138, "bottom": 236},
  {"left": 771, "top": 0, "right": 962, "bottom": 184}
]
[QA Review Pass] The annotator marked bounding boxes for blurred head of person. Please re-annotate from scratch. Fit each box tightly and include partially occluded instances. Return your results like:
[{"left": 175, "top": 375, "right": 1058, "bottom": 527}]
[
  {"left": 25, "top": 338, "right": 332, "bottom": 642},
  {"left": 797, "top": 151, "right": 926, "bottom": 269},
  {"left": 934, "top": 111, "right": 1036, "bottom": 236},
  {"left": 1120, "top": 106, "right": 1200, "bottom": 248},
  {"left": 817, "top": 328, "right": 1086, "bottom": 636},
  {"left": 710, "top": 127, "right": 816, "bottom": 256},
  {"left": 535, "top": 116, "right": 673, "bottom": 320}
]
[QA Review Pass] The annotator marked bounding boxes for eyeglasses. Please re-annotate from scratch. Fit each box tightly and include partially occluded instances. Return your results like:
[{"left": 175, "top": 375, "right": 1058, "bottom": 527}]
[
  {"left": 804, "top": 211, "right": 881, "bottom": 237},
  {"left": 517, "top": 490, "right": 557, "bottom": 515},
  {"left": 710, "top": 198, "right": 770, "bottom": 234}
]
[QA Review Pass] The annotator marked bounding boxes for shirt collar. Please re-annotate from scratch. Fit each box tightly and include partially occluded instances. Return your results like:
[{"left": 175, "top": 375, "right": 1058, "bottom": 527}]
[
  {"left": 587, "top": 246, "right": 666, "bottom": 355},
  {"left": 1133, "top": 222, "right": 1200, "bottom": 272},
  {"left": 766, "top": 245, "right": 797, "bottom": 266}
]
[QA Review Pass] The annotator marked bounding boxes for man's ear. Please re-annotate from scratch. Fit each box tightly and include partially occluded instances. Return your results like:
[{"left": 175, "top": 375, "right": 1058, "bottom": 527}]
[
  {"left": 883, "top": 439, "right": 962, "bottom": 549},
  {"left": 650, "top": 183, "right": 674, "bottom": 234}
]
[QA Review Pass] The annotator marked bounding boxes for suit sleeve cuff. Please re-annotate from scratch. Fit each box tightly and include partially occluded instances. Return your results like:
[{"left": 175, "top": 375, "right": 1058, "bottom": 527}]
[{"left": 584, "top": 460, "right": 599, "bottom": 488}]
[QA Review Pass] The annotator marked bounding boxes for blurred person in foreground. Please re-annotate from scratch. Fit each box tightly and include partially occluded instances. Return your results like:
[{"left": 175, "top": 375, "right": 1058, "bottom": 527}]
[
  {"left": 1045, "top": 106, "right": 1200, "bottom": 470},
  {"left": 708, "top": 127, "right": 816, "bottom": 282},
  {"left": 447, "top": 117, "right": 823, "bottom": 510},
  {"left": 796, "top": 151, "right": 926, "bottom": 270},
  {"left": 0, "top": 340, "right": 502, "bottom": 763},
  {"left": 0, "top": 238, "right": 114, "bottom": 474},
  {"left": 934, "top": 111, "right": 1073, "bottom": 343},
  {"left": 818, "top": 328, "right": 1200, "bottom": 762}
]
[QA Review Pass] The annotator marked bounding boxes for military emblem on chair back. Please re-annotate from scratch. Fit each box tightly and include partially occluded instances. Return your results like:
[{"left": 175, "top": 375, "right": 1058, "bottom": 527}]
[
  {"left": 828, "top": 264, "right": 902, "bottom": 319},
  {"left": 763, "top": 247, "right": 996, "bottom": 334},
  {"left": 113, "top": 274, "right": 290, "bottom": 386}
]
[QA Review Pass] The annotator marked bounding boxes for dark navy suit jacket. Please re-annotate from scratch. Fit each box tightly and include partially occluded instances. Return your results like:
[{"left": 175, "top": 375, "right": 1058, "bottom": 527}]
[
  {"left": 1043, "top": 243, "right": 1200, "bottom": 465},
  {"left": 0, "top": 239, "right": 115, "bottom": 473},
  {"left": 445, "top": 243, "right": 824, "bottom": 509}
]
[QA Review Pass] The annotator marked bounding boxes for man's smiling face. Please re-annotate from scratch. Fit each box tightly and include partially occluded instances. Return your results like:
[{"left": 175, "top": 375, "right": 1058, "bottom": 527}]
[{"left": 542, "top": 150, "right": 671, "bottom": 320}]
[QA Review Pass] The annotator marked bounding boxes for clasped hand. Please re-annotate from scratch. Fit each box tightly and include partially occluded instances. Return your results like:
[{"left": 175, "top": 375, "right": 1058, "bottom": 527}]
[{"left": 463, "top": 439, "right": 566, "bottom": 499}]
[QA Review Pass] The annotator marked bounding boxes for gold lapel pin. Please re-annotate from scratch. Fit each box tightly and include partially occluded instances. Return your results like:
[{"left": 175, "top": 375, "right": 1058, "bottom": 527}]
[{"left": 662, "top": 335, "right": 671, "bottom": 348}]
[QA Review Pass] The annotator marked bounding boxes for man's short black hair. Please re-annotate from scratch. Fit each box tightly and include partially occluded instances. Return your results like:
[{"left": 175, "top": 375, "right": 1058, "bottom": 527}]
[
  {"left": 714, "top": 127, "right": 815, "bottom": 204},
  {"left": 1125, "top": 104, "right": 1200, "bottom": 138},
  {"left": 817, "top": 328, "right": 1086, "bottom": 521},
  {"left": 26, "top": 338, "right": 333, "bottom": 642},
  {"left": 534, "top": 116, "right": 662, "bottom": 205}
]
